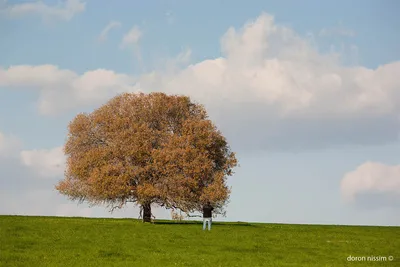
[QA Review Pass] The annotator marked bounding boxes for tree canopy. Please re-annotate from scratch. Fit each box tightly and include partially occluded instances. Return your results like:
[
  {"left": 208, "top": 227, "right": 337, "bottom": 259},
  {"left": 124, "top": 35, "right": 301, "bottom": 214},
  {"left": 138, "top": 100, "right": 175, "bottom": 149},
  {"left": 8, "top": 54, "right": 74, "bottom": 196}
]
[{"left": 56, "top": 92, "right": 238, "bottom": 222}]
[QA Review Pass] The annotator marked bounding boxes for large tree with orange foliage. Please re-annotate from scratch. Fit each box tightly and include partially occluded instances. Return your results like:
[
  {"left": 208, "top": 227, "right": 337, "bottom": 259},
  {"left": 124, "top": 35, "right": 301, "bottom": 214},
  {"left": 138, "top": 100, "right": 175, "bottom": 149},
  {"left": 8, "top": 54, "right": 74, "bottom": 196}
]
[{"left": 56, "top": 92, "right": 238, "bottom": 222}]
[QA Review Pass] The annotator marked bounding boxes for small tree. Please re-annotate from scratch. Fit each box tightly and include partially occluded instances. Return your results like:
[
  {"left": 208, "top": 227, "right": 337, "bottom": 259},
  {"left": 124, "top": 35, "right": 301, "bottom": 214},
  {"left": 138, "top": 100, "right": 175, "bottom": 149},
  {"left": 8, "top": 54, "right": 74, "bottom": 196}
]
[{"left": 56, "top": 92, "right": 237, "bottom": 222}]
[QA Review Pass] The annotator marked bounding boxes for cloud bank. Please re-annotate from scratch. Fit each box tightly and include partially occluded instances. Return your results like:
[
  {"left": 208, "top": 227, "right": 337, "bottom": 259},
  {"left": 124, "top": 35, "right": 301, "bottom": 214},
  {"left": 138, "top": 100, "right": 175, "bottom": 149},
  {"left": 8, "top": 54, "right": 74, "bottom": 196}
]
[
  {"left": 1, "top": 13, "right": 399, "bottom": 153},
  {"left": 341, "top": 162, "right": 400, "bottom": 208}
]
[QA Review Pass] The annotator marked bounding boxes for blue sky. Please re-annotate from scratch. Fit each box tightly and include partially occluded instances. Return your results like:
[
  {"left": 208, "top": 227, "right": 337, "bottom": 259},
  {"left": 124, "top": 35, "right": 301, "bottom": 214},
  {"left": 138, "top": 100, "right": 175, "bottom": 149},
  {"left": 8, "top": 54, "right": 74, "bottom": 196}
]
[{"left": 0, "top": 0, "right": 399, "bottom": 226}]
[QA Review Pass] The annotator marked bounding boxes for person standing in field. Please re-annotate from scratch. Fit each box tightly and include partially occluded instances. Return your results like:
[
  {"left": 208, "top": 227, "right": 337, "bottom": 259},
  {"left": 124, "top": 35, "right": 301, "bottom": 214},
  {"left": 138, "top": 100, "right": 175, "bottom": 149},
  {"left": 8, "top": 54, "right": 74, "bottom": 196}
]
[{"left": 202, "top": 201, "right": 214, "bottom": 231}]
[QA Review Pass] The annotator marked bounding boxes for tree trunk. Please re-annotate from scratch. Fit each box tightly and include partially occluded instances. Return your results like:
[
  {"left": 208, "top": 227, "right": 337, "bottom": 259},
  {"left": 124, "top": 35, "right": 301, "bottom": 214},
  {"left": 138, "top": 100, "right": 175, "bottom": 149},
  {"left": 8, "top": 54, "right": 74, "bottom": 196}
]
[{"left": 142, "top": 202, "right": 152, "bottom": 223}]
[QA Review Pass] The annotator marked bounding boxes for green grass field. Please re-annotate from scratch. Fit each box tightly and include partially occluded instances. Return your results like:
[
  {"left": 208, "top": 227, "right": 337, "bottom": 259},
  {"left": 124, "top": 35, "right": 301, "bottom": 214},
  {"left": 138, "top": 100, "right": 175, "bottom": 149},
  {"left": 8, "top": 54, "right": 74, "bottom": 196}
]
[{"left": 0, "top": 216, "right": 398, "bottom": 267}]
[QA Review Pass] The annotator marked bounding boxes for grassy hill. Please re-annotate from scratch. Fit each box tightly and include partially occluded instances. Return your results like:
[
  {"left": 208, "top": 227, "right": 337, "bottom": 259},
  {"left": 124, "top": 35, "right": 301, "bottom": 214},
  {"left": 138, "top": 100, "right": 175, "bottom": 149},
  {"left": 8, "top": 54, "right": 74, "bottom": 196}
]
[{"left": 0, "top": 216, "right": 398, "bottom": 266}]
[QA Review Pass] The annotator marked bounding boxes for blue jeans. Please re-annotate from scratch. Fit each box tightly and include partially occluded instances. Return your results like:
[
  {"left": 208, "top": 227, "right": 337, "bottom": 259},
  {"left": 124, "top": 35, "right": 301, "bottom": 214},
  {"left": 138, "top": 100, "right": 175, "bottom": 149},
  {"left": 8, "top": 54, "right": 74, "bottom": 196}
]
[{"left": 203, "top": 218, "right": 212, "bottom": 230}]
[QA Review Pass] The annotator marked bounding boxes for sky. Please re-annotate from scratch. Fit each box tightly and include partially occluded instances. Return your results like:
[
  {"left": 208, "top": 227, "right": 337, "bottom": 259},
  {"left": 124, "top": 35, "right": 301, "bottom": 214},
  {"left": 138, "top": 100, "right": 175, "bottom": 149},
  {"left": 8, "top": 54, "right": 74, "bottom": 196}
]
[{"left": 0, "top": 0, "right": 399, "bottom": 226}]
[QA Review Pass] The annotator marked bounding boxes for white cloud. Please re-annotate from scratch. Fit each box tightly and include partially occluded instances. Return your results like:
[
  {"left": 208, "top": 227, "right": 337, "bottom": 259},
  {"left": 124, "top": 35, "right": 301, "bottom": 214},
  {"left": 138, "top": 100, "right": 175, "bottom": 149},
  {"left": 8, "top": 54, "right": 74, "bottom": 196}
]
[
  {"left": 20, "top": 146, "right": 65, "bottom": 178},
  {"left": 0, "top": 131, "right": 22, "bottom": 158},
  {"left": 1, "top": 0, "right": 85, "bottom": 21},
  {"left": 98, "top": 21, "right": 121, "bottom": 42},
  {"left": 341, "top": 162, "right": 400, "bottom": 205},
  {"left": 120, "top": 26, "right": 142, "bottom": 49},
  {"left": 0, "top": 65, "right": 77, "bottom": 88},
  {"left": 1, "top": 13, "right": 400, "bottom": 151},
  {"left": 0, "top": 65, "right": 138, "bottom": 115}
]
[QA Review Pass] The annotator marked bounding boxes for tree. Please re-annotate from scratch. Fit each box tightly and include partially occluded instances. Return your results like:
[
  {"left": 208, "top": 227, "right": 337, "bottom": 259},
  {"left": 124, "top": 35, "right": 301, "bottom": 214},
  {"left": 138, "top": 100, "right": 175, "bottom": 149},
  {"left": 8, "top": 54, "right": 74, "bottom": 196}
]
[{"left": 56, "top": 92, "right": 238, "bottom": 222}]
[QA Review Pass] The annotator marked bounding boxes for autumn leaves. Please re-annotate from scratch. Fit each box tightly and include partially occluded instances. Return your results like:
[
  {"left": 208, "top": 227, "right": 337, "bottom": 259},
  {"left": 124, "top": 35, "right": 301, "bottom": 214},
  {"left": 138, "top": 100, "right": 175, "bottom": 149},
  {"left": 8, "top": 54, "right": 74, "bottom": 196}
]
[{"left": 56, "top": 92, "right": 237, "bottom": 222}]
